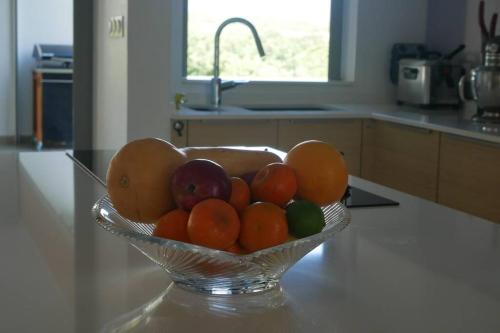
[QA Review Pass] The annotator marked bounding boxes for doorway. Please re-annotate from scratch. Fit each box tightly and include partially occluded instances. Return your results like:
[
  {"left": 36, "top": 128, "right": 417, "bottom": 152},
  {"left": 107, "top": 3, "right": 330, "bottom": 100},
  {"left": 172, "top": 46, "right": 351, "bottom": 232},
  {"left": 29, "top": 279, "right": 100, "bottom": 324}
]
[{"left": 15, "top": 0, "right": 74, "bottom": 149}]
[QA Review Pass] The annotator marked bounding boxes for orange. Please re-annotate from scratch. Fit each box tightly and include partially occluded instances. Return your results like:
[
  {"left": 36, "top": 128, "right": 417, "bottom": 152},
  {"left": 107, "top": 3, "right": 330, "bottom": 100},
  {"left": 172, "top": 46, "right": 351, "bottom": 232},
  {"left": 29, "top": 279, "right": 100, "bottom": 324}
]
[
  {"left": 251, "top": 163, "right": 298, "bottom": 207},
  {"left": 284, "top": 140, "right": 348, "bottom": 206},
  {"left": 153, "top": 209, "right": 190, "bottom": 243},
  {"left": 228, "top": 177, "right": 251, "bottom": 214},
  {"left": 239, "top": 202, "right": 288, "bottom": 252},
  {"left": 187, "top": 199, "right": 240, "bottom": 250},
  {"left": 225, "top": 243, "right": 248, "bottom": 255}
]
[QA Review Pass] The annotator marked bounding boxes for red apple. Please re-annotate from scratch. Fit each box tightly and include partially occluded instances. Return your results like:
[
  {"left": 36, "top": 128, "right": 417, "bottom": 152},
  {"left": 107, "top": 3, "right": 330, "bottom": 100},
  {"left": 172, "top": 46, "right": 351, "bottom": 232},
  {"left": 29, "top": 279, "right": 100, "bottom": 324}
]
[{"left": 170, "top": 159, "right": 232, "bottom": 211}]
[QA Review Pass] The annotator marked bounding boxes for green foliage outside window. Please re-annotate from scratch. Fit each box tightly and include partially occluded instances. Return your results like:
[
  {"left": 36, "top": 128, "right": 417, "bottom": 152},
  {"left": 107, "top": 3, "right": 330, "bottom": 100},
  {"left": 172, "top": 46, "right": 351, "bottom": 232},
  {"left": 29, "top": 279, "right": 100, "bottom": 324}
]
[{"left": 187, "top": 14, "right": 330, "bottom": 81}]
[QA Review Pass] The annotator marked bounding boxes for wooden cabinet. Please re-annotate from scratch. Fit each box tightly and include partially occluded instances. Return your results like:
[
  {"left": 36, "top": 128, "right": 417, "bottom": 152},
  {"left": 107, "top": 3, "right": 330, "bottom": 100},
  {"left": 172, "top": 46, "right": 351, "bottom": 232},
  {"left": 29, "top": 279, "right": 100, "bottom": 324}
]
[
  {"left": 438, "top": 134, "right": 500, "bottom": 223},
  {"left": 171, "top": 119, "right": 278, "bottom": 147},
  {"left": 277, "top": 119, "right": 362, "bottom": 176},
  {"left": 361, "top": 120, "right": 440, "bottom": 201}
]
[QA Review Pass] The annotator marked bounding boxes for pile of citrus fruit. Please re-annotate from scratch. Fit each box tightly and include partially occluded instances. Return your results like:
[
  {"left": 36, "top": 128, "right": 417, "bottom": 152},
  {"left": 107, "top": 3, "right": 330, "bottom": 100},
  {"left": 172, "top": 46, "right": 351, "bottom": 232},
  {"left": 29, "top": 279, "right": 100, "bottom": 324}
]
[{"left": 106, "top": 139, "right": 348, "bottom": 254}]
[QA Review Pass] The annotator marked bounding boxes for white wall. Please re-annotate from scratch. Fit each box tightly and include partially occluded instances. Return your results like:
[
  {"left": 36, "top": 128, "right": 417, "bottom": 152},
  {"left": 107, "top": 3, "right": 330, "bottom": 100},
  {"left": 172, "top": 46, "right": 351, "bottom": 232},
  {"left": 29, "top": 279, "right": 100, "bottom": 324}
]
[
  {"left": 426, "top": 0, "right": 467, "bottom": 54},
  {"left": 93, "top": 0, "right": 128, "bottom": 150},
  {"left": 0, "top": 0, "right": 15, "bottom": 137},
  {"left": 16, "top": 0, "right": 73, "bottom": 137},
  {"left": 92, "top": 0, "right": 172, "bottom": 148},
  {"left": 425, "top": 0, "right": 500, "bottom": 65},
  {"left": 127, "top": 0, "right": 172, "bottom": 142}
]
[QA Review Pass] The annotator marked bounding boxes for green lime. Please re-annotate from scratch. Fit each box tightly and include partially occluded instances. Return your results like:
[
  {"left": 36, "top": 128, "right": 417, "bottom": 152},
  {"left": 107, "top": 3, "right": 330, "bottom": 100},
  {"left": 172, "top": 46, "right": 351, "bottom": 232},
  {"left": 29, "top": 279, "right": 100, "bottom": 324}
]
[{"left": 285, "top": 200, "right": 325, "bottom": 238}]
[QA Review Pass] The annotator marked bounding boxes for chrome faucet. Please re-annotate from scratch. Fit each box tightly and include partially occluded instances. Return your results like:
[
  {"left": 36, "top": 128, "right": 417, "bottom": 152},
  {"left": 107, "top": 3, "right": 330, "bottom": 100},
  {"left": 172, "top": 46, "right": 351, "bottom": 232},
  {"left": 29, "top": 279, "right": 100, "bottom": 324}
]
[{"left": 211, "top": 17, "right": 266, "bottom": 107}]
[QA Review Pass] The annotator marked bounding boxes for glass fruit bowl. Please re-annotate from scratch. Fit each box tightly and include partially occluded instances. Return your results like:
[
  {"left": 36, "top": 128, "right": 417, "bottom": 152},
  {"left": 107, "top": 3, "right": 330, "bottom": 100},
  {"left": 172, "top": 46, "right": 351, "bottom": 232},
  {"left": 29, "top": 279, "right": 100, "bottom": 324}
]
[{"left": 92, "top": 195, "right": 351, "bottom": 295}]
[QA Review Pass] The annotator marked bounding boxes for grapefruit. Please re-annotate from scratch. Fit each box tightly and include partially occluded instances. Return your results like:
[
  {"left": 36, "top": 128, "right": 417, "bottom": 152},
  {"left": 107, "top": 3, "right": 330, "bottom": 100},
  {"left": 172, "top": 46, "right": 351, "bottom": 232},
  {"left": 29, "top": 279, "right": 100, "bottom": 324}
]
[{"left": 106, "top": 138, "right": 187, "bottom": 223}]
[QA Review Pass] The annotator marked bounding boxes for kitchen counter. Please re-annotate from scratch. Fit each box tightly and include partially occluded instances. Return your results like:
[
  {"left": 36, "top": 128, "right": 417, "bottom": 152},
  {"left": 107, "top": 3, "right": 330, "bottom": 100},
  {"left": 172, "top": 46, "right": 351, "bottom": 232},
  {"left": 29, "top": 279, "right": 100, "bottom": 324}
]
[
  {"left": 172, "top": 105, "right": 500, "bottom": 144},
  {"left": 3, "top": 150, "right": 500, "bottom": 332}
]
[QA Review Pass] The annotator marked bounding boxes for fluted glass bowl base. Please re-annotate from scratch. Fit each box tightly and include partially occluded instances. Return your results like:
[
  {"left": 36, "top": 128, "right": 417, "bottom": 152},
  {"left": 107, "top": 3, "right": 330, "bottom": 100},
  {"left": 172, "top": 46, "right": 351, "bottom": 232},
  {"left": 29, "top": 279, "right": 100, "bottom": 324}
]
[
  {"left": 93, "top": 195, "right": 351, "bottom": 295},
  {"left": 174, "top": 279, "right": 280, "bottom": 295},
  {"left": 168, "top": 282, "right": 288, "bottom": 313}
]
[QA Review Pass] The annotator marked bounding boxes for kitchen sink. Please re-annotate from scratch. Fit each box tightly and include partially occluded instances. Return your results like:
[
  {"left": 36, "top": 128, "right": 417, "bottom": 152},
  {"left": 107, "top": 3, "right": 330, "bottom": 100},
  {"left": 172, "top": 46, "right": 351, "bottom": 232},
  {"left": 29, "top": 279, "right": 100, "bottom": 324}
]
[
  {"left": 184, "top": 105, "right": 221, "bottom": 112},
  {"left": 243, "top": 105, "right": 336, "bottom": 111},
  {"left": 184, "top": 105, "right": 341, "bottom": 112}
]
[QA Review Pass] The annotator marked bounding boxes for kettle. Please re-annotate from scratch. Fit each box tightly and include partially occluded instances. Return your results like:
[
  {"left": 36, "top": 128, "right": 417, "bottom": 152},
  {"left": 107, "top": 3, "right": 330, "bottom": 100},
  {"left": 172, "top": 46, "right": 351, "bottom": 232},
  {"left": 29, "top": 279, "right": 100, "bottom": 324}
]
[{"left": 459, "top": 37, "right": 500, "bottom": 120}]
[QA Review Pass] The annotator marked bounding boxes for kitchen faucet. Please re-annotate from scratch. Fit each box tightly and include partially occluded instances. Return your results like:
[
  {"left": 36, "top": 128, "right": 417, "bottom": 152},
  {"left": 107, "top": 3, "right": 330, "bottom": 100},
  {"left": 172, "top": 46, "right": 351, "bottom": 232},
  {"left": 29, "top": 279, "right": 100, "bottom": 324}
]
[{"left": 211, "top": 17, "right": 266, "bottom": 107}]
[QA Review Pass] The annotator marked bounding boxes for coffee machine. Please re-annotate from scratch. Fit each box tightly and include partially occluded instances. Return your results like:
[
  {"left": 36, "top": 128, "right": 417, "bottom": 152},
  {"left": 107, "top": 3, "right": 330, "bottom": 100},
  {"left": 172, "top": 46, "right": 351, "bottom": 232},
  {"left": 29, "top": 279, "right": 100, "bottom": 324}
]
[{"left": 460, "top": 38, "right": 500, "bottom": 122}]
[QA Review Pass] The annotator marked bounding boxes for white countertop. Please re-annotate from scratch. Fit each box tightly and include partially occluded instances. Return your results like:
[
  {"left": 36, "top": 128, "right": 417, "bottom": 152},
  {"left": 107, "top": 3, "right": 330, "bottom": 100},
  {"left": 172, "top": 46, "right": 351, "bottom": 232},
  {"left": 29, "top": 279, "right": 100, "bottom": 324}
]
[
  {"left": 2, "top": 150, "right": 500, "bottom": 332},
  {"left": 172, "top": 105, "right": 500, "bottom": 144}
]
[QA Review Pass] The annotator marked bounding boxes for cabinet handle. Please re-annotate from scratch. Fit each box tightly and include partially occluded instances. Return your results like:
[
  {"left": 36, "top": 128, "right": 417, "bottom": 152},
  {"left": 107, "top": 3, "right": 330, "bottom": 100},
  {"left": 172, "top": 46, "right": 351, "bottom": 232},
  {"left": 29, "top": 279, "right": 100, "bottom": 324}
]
[{"left": 173, "top": 121, "right": 185, "bottom": 137}]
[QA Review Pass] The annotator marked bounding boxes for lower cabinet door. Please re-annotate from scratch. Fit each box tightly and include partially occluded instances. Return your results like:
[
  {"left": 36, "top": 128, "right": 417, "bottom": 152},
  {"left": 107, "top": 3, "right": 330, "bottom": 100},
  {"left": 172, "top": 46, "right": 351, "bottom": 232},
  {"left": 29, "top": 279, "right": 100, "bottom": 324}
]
[{"left": 438, "top": 134, "right": 500, "bottom": 223}]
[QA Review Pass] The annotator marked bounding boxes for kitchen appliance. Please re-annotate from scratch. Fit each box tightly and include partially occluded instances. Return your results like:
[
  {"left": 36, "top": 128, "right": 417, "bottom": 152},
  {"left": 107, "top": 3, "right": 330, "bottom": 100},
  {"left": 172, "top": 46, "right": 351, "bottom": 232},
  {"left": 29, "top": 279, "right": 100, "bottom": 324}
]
[
  {"left": 397, "top": 45, "right": 466, "bottom": 107},
  {"left": 390, "top": 43, "right": 428, "bottom": 85},
  {"left": 460, "top": 38, "right": 500, "bottom": 122}
]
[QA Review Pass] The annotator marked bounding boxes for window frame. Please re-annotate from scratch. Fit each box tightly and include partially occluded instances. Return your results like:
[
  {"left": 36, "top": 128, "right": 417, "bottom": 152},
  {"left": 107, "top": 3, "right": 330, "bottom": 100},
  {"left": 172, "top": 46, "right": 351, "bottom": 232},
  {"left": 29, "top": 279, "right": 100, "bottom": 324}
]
[{"left": 181, "top": 0, "right": 344, "bottom": 83}]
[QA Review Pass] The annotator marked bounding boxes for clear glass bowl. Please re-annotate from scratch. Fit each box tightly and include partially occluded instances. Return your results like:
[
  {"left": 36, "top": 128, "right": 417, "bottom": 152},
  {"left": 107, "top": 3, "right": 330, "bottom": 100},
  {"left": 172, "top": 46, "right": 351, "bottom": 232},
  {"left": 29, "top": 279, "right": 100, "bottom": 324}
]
[{"left": 92, "top": 195, "right": 351, "bottom": 295}]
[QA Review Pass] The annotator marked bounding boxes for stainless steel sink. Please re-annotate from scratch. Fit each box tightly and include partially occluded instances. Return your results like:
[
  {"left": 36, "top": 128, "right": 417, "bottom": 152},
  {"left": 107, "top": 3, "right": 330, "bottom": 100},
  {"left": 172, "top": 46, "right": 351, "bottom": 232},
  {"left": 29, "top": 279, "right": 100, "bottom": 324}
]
[
  {"left": 184, "top": 105, "right": 340, "bottom": 112},
  {"left": 183, "top": 105, "right": 245, "bottom": 112},
  {"left": 243, "top": 105, "right": 336, "bottom": 111},
  {"left": 185, "top": 105, "right": 220, "bottom": 111}
]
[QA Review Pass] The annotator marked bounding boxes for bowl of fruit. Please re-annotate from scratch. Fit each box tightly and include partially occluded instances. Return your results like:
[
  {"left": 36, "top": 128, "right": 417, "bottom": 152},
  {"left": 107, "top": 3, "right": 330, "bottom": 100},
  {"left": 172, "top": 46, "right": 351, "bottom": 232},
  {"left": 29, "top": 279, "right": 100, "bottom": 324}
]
[{"left": 93, "top": 139, "right": 351, "bottom": 295}]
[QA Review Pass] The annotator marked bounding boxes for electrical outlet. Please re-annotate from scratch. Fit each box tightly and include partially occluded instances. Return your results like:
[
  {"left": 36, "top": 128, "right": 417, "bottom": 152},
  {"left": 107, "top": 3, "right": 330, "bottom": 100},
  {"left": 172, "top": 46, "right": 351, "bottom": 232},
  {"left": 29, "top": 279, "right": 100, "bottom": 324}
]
[{"left": 109, "top": 16, "right": 125, "bottom": 38}]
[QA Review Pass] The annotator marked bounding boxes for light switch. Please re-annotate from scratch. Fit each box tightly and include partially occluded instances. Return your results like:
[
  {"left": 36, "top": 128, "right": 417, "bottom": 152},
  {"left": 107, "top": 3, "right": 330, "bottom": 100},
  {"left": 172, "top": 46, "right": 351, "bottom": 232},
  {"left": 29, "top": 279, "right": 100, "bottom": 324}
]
[{"left": 109, "top": 16, "right": 125, "bottom": 38}]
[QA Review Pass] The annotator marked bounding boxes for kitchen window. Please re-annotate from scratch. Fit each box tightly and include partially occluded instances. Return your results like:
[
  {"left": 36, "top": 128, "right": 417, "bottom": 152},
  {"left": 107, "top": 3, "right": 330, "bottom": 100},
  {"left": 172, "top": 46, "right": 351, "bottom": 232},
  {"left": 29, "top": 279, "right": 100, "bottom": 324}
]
[{"left": 183, "top": 0, "right": 344, "bottom": 82}]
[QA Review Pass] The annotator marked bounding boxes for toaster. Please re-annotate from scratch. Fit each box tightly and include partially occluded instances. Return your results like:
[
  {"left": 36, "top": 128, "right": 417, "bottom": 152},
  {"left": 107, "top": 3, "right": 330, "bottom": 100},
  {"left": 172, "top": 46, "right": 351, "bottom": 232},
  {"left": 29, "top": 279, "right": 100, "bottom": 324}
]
[{"left": 397, "top": 59, "right": 464, "bottom": 107}]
